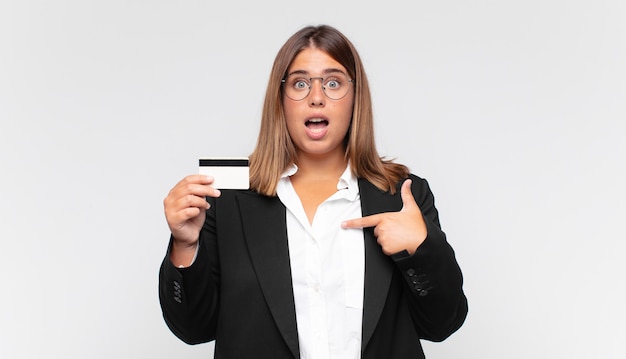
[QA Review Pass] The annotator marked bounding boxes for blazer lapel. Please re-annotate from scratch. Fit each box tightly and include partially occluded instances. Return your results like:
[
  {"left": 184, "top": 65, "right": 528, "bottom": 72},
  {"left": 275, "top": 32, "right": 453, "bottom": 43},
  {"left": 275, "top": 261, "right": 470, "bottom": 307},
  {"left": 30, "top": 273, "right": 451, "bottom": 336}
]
[
  {"left": 358, "top": 178, "right": 403, "bottom": 350},
  {"left": 235, "top": 191, "right": 299, "bottom": 358}
]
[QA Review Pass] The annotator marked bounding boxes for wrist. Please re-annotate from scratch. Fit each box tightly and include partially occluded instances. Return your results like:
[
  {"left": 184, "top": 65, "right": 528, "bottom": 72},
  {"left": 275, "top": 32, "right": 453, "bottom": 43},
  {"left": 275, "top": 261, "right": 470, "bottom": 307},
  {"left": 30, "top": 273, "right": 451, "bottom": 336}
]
[{"left": 170, "top": 238, "right": 199, "bottom": 268}]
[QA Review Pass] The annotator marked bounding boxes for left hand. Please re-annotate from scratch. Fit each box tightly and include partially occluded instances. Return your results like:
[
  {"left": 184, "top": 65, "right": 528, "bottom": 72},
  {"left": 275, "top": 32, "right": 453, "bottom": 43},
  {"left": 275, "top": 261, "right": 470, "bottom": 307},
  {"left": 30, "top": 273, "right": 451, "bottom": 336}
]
[{"left": 342, "top": 179, "right": 427, "bottom": 256}]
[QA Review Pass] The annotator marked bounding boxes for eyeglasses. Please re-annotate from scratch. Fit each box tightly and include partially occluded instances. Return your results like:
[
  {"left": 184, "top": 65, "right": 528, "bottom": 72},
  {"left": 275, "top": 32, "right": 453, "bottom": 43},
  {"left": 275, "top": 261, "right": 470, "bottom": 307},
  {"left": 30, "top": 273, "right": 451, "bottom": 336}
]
[{"left": 281, "top": 73, "right": 354, "bottom": 101}]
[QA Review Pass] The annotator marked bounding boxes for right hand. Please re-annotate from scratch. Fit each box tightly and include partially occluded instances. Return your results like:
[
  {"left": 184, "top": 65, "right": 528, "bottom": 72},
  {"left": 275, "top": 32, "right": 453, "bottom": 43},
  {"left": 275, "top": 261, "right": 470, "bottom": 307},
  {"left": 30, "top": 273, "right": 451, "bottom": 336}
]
[{"left": 163, "top": 174, "right": 221, "bottom": 247}]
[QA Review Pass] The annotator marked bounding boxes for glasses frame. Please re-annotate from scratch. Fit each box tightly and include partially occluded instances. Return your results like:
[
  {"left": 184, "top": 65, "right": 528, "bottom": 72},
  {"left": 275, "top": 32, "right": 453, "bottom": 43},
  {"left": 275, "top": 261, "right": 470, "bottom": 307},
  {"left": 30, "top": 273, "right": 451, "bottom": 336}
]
[{"left": 281, "top": 75, "right": 354, "bottom": 101}]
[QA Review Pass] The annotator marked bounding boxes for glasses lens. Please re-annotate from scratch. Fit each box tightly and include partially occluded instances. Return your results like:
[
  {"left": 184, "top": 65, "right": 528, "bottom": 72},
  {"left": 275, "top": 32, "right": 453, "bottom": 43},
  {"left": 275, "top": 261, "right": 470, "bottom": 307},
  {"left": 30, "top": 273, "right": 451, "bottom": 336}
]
[{"left": 283, "top": 73, "right": 352, "bottom": 101}]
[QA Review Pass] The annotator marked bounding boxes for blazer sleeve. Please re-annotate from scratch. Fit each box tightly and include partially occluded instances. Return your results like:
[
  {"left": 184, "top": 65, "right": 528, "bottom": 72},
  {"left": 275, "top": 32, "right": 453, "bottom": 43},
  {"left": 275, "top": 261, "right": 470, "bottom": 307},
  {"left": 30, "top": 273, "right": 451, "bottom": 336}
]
[
  {"left": 390, "top": 174, "right": 468, "bottom": 342},
  {"left": 158, "top": 197, "right": 220, "bottom": 345}
]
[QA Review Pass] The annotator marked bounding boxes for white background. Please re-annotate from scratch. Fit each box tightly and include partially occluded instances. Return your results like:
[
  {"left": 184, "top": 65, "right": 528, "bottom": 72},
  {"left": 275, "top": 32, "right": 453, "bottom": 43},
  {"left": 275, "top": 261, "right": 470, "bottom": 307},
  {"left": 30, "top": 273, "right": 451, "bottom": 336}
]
[{"left": 1, "top": 1, "right": 625, "bottom": 358}]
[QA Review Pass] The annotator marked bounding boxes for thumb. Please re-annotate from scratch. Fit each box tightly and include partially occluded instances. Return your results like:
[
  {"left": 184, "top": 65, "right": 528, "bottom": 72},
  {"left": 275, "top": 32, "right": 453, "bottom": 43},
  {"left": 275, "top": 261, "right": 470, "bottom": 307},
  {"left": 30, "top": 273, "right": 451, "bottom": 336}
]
[{"left": 400, "top": 179, "right": 419, "bottom": 211}]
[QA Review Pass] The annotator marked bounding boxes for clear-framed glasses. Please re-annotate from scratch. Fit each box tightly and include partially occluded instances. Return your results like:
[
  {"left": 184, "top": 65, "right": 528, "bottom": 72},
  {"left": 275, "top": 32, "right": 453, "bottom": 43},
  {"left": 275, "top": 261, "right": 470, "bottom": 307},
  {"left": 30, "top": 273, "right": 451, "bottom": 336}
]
[{"left": 281, "top": 72, "right": 354, "bottom": 101}]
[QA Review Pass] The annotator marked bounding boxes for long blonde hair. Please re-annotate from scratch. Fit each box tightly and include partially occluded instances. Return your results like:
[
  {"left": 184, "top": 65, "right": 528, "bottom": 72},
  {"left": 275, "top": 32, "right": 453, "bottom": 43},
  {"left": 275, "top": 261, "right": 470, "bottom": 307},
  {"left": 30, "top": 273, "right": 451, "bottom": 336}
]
[{"left": 249, "top": 25, "right": 408, "bottom": 196}]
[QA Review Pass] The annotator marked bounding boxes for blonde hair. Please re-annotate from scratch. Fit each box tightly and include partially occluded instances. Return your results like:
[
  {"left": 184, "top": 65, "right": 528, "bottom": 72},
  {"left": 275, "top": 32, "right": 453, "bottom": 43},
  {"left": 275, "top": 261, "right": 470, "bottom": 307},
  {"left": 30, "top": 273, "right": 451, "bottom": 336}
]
[{"left": 249, "top": 25, "right": 408, "bottom": 196}]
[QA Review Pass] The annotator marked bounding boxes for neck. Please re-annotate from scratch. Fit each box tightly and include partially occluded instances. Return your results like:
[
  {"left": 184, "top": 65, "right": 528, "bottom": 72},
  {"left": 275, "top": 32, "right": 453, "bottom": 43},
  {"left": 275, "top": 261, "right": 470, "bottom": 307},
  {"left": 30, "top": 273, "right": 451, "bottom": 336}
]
[{"left": 293, "top": 149, "right": 348, "bottom": 180}]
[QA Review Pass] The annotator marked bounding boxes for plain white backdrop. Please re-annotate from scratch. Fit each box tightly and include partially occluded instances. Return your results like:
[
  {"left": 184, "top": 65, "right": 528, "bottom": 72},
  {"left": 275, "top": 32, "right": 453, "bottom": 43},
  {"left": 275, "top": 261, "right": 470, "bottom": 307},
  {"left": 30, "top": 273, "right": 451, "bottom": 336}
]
[{"left": 1, "top": 1, "right": 624, "bottom": 358}]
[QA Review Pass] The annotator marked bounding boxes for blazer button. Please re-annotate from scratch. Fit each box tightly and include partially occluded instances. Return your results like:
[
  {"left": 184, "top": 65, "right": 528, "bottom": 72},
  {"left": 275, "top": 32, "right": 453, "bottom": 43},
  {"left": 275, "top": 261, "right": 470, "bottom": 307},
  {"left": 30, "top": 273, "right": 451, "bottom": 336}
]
[
  {"left": 406, "top": 268, "right": 416, "bottom": 277},
  {"left": 413, "top": 284, "right": 429, "bottom": 296},
  {"left": 174, "top": 281, "right": 182, "bottom": 303}
]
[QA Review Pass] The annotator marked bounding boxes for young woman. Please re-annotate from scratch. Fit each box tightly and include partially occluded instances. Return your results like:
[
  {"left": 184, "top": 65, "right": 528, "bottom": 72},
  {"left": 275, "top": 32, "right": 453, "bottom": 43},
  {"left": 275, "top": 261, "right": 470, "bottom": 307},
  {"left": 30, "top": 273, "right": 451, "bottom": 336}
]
[{"left": 160, "top": 25, "right": 467, "bottom": 359}]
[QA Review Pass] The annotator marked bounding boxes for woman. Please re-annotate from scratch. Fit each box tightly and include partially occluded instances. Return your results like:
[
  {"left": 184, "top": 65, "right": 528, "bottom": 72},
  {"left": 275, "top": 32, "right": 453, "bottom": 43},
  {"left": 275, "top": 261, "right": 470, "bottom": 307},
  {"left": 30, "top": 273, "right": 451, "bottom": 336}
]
[{"left": 160, "top": 24, "right": 467, "bottom": 359}]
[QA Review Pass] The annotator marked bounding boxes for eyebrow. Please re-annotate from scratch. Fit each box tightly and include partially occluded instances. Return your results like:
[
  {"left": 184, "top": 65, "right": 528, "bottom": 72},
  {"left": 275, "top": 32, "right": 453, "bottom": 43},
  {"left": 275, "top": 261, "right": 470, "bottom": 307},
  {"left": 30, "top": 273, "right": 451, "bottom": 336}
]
[{"left": 286, "top": 68, "right": 347, "bottom": 77}]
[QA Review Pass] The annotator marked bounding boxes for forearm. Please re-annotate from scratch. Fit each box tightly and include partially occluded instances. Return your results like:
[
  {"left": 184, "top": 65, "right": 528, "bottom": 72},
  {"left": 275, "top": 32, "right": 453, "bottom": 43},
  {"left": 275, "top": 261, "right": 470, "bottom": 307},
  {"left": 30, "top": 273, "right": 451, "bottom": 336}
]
[
  {"left": 392, "top": 221, "right": 467, "bottom": 341},
  {"left": 159, "top": 212, "right": 221, "bottom": 344}
]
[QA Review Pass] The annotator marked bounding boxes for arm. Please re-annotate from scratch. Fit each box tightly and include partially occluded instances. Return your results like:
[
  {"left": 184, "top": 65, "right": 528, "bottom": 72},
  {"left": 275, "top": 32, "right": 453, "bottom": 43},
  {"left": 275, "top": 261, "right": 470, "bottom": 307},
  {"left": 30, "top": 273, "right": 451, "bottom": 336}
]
[
  {"left": 392, "top": 176, "right": 467, "bottom": 341},
  {"left": 158, "top": 175, "right": 222, "bottom": 344},
  {"left": 344, "top": 175, "right": 467, "bottom": 341}
]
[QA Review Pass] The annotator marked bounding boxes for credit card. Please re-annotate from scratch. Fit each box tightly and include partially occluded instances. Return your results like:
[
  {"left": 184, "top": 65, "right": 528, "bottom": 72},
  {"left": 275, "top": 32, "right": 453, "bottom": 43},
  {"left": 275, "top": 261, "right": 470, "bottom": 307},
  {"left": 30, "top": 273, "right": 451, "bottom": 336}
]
[{"left": 199, "top": 157, "right": 249, "bottom": 190}]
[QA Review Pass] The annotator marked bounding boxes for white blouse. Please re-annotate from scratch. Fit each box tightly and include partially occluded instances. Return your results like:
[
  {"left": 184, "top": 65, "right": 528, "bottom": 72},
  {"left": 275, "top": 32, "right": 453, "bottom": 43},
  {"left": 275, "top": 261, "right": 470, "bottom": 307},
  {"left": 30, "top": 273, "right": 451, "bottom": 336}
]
[{"left": 276, "top": 163, "right": 365, "bottom": 359}]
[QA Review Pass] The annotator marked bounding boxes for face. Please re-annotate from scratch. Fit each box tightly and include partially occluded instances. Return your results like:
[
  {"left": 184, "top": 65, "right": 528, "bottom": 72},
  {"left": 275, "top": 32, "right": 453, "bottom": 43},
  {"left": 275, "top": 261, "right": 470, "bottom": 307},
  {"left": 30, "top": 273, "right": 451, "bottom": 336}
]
[{"left": 283, "top": 47, "right": 354, "bottom": 160}]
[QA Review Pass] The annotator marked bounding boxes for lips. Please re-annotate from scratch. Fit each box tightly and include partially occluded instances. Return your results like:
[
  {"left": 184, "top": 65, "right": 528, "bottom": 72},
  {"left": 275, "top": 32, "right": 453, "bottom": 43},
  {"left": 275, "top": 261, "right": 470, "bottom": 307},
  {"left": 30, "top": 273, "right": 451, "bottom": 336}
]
[{"left": 304, "top": 117, "right": 329, "bottom": 140}]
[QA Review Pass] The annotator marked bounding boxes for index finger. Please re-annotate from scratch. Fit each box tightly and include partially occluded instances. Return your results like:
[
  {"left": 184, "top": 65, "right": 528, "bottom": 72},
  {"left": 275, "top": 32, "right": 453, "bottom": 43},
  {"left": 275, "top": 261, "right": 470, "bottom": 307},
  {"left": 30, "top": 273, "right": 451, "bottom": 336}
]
[
  {"left": 171, "top": 174, "right": 220, "bottom": 198},
  {"left": 342, "top": 213, "right": 383, "bottom": 229},
  {"left": 182, "top": 174, "right": 215, "bottom": 185}
]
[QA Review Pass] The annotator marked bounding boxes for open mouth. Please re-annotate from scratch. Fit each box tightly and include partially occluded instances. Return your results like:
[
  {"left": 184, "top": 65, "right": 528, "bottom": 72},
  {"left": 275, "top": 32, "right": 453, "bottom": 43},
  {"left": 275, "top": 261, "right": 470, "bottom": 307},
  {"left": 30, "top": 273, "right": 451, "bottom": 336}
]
[
  {"left": 305, "top": 118, "right": 329, "bottom": 129},
  {"left": 304, "top": 118, "right": 329, "bottom": 139}
]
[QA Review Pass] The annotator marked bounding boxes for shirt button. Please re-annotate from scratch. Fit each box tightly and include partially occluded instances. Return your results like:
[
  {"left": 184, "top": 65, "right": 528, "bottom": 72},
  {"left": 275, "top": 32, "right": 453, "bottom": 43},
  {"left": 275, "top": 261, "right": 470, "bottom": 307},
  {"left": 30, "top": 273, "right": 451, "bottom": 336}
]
[{"left": 313, "top": 283, "right": 321, "bottom": 292}]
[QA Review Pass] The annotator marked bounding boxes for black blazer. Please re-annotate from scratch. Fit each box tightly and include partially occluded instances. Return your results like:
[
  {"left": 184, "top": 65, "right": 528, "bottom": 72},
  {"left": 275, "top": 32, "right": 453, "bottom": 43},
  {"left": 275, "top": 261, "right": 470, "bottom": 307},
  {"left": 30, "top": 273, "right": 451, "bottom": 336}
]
[{"left": 159, "top": 175, "right": 467, "bottom": 359}]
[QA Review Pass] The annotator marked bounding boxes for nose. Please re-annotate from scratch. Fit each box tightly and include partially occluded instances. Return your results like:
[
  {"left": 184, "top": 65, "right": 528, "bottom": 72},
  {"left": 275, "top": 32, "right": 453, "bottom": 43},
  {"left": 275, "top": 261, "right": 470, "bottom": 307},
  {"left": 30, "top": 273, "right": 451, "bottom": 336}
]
[{"left": 308, "top": 77, "right": 325, "bottom": 106}]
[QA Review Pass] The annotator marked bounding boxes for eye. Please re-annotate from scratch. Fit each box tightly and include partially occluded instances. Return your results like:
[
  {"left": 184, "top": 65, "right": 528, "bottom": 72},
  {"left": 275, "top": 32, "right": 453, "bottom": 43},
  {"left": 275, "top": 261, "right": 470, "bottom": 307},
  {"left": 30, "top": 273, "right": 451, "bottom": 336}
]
[
  {"left": 293, "top": 79, "right": 309, "bottom": 90},
  {"left": 325, "top": 78, "right": 341, "bottom": 89}
]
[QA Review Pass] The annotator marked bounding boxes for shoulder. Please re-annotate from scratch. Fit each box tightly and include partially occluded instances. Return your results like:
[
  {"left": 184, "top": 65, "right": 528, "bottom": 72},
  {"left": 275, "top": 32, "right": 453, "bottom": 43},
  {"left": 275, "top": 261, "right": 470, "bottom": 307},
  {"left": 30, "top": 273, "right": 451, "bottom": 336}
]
[
  {"left": 383, "top": 173, "right": 432, "bottom": 193},
  {"left": 406, "top": 173, "right": 428, "bottom": 186},
  {"left": 357, "top": 173, "right": 430, "bottom": 194}
]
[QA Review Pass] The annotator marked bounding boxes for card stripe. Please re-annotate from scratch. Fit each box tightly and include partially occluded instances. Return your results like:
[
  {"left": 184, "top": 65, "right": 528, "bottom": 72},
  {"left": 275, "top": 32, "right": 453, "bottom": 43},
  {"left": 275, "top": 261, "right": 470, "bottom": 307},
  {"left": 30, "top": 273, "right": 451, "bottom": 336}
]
[{"left": 199, "top": 159, "right": 249, "bottom": 167}]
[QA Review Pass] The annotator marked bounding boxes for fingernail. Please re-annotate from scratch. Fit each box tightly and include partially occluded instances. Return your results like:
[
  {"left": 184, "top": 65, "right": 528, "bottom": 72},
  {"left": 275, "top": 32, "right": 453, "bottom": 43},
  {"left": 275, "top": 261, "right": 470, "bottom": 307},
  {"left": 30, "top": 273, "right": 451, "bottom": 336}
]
[{"left": 214, "top": 189, "right": 221, "bottom": 196}]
